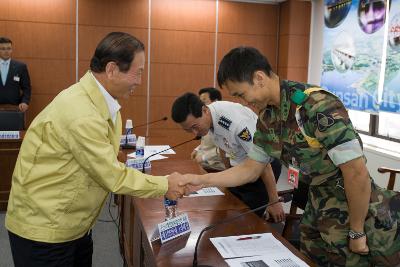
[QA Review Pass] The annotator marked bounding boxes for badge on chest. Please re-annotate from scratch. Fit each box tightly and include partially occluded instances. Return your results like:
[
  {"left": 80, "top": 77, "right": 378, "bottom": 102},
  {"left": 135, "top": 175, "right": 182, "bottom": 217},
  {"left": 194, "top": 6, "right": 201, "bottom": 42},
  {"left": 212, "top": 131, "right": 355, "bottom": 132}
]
[{"left": 288, "top": 157, "right": 299, "bottom": 188}]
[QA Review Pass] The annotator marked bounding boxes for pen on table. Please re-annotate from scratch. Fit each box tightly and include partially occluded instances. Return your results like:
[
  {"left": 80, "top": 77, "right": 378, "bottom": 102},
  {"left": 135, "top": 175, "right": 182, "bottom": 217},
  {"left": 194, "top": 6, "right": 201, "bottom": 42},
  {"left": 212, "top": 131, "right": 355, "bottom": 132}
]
[{"left": 236, "top": 236, "right": 261, "bottom": 241}]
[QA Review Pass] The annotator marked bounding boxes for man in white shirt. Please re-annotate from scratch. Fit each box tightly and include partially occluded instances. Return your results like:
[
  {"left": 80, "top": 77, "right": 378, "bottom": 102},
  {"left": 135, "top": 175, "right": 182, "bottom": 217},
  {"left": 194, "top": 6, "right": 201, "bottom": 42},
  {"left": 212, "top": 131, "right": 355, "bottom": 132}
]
[
  {"left": 191, "top": 87, "right": 225, "bottom": 171},
  {"left": 171, "top": 93, "right": 284, "bottom": 221}
]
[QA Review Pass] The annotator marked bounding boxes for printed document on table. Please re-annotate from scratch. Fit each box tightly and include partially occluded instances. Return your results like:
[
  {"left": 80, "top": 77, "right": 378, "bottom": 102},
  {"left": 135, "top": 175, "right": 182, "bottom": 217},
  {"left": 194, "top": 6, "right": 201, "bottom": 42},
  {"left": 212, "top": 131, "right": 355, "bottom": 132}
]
[
  {"left": 210, "top": 233, "right": 293, "bottom": 259},
  {"left": 127, "top": 152, "right": 167, "bottom": 161},
  {"left": 186, "top": 187, "right": 225, "bottom": 197},
  {"left": 145, "top": 145, "right": 176, "bottom": 154},
  {"left": 225, "top": 254, "right": 309, "bottom": 267},
  {"left": 127, "top": 145, "right": 175, "bottom": 159}
]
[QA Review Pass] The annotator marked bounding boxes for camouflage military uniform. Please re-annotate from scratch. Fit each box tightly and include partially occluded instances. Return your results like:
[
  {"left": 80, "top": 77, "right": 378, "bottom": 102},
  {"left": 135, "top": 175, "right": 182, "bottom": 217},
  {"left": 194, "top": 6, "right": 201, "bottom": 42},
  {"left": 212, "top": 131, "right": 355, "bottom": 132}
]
[{"left": 248, "top": 80, "right": 400, "bottom": 266}]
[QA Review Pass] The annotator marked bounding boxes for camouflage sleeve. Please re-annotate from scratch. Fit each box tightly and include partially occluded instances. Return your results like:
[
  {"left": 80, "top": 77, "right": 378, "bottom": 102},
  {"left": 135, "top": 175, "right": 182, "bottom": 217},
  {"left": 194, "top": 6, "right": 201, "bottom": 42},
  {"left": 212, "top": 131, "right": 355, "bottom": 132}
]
[{"left": 302, "top": 91, "right": 364, "bottom": 166}]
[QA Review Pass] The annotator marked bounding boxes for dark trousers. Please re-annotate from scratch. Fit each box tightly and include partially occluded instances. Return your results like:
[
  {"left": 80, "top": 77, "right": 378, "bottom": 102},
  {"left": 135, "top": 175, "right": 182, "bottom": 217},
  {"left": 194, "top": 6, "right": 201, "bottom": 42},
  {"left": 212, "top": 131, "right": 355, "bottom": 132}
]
[
  {"left": 229, "top": 159, "right": 282, "bottom": 217},
  {"left": 8, "top": 231, "right": 93, "bottom": 267}
]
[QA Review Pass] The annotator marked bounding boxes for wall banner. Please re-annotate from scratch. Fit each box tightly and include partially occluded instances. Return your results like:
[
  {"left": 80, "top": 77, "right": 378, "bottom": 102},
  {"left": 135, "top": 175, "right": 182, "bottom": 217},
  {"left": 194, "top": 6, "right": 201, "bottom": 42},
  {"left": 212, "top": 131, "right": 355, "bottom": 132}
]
[
  {"left": 381, "top": 0, "right": 400, "bottom": 113},
  {"left": 321, "top": 0, "right": 388, "bottom": 113}
]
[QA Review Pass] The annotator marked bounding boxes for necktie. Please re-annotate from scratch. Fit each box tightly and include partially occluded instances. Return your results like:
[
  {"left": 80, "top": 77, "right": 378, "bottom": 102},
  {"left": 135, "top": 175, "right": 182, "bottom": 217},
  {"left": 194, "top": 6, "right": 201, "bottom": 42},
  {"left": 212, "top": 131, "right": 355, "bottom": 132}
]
[{"left": 1, "top": 62, "right": 8, "bottom": 86}]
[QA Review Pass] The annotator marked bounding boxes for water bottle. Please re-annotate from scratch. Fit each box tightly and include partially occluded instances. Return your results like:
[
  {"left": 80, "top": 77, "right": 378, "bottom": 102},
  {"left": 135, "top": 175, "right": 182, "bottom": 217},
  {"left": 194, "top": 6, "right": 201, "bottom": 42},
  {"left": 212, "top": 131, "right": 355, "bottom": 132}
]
[
  {"left": 125, "top": 119, "right": 136, "bottom": 146},
  {"left": 136, "top": 136, "right": 145, "bottom": 158},
  {"left": 164, "top": 197, "right": 178, "bottom": 221}
]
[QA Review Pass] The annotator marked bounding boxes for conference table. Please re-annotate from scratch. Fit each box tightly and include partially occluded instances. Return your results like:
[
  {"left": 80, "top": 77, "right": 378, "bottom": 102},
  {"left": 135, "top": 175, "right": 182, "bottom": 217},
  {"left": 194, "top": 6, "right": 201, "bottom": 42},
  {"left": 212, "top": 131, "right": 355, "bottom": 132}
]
[{"left": 119, "top": 158, "right": 314, "bottom": 267}]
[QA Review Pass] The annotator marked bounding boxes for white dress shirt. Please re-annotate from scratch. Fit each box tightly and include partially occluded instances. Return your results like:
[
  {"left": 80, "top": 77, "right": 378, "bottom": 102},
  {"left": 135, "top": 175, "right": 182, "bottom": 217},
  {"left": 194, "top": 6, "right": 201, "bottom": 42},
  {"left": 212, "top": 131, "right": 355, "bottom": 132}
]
[{"left": 91, "top": 71, "right": 121, "bottom": 124}]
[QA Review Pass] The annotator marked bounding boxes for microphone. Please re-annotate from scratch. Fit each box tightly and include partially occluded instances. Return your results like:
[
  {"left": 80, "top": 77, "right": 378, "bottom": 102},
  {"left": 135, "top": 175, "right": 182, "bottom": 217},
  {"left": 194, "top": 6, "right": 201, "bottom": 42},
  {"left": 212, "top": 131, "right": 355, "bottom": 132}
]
[
  {"left": 141, "top": 135, "right": 201, "bottom": 173},
  {"left": 133, "top": 117, "right": 168, "bottom": 129},
  {"left": 192, "top": 193, "right": 293, "bottom": 267}
]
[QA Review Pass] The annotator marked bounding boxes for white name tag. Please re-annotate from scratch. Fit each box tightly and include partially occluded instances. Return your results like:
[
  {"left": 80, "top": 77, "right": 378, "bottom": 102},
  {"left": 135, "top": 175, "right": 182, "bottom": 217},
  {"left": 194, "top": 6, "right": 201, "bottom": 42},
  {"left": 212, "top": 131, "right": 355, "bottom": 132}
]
[
  {"left": 13, "top": 76, "right": 20, "bottom": 82},
  {"left": 157, "top": 213, "right": 191, "bottom": 244},
  {"left": 0, "top": 131, "right": 20, "bottom": 139}
]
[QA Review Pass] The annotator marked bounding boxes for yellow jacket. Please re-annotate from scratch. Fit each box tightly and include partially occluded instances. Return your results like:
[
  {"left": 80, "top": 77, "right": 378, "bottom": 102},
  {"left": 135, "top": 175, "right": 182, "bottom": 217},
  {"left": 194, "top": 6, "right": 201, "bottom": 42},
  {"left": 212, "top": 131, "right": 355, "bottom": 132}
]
[{"left": 6, "top": 71, "right": 168, "bottom": 243}]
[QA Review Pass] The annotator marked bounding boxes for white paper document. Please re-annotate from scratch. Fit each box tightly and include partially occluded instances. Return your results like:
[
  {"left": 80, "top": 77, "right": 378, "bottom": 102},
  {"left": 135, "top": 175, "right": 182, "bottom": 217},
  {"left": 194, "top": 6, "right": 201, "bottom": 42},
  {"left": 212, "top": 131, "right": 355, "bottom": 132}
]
[
  {"left": 225, "top": 254, "right": 309, "bottom": 267},
  {"left": 211, "top": 233, "right": 288, "bottom": 258},
  {"left": 210, "top": 233, "right": 309, "bottom": 267},
  {"left": 127, "top": 145, "right": 175, "bottom": 160},
  {"left": 127, "top": 152, "right": 168, "bottom": 161},
  {"left": 145, "top": 145, "right": 176, "bottom": 155},
  {"left": 186, "top": 187, "right": 225, "bottom": 197}
]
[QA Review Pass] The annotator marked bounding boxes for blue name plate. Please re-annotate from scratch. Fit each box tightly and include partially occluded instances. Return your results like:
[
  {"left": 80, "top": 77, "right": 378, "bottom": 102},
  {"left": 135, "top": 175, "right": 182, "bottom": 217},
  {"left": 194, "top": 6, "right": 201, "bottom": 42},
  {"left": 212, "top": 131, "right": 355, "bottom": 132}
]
[{"left": 158, "top": 213, "right": 191, "bottom": 244}]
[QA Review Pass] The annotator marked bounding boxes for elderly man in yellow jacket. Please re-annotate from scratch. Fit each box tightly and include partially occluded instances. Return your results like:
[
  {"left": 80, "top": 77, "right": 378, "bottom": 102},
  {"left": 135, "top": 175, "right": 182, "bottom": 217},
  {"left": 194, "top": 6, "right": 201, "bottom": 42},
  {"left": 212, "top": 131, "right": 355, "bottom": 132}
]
[{"left": 6, "top": 32, "right": 185, "bottom": 267}]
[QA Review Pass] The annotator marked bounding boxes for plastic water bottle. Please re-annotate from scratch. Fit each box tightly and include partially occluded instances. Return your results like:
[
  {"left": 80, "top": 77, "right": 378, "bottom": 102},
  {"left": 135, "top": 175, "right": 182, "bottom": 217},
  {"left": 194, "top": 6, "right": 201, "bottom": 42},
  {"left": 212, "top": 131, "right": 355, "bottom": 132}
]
[
  {"left": 136, "top": 136, "right": 145, "bottom": 158},
  {"left": 125, "top": 119, "right": 136, "bottom": 146},
  {"left": 164, "top": 197, "right": 178, "bottom": 221}
]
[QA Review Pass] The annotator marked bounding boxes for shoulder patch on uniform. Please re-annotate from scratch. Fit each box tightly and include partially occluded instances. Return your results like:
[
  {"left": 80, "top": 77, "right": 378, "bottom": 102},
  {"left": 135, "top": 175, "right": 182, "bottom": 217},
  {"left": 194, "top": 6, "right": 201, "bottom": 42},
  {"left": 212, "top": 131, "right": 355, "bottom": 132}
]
[
  {"left": 238, "top": 127, "right": 252, "bottom": 141},
  {"left": 290, "top": 90, "right": 309, "bottom": 105},
  {"left": 218, "top": 116, "right": 232, "bottom": 130},
  {"left": 316, "top": 112, "right": 335, "bottom": 132}
]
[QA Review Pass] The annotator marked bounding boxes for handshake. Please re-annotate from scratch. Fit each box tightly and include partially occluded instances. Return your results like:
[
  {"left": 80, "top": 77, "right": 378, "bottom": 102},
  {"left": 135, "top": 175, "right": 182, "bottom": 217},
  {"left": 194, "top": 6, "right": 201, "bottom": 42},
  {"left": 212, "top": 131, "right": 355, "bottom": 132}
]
[{"left": 165, "top": 172, "right": 202, "bottom": 200}]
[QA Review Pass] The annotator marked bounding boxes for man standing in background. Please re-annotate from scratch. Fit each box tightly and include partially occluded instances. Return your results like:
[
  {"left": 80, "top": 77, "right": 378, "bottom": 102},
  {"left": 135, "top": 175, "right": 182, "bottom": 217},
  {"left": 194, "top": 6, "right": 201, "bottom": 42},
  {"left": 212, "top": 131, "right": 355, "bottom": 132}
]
[
  {"left": 0, "top": 37, "right": 31, "bottom": 112},
  {"left": 191, "top": 87, "right": 226, "bottom": 172}
]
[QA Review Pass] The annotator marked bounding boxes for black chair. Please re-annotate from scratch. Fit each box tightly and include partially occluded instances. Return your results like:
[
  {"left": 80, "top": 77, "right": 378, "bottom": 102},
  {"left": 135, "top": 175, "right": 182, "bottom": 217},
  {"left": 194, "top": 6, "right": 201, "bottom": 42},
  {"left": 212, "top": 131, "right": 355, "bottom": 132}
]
[{"left": 279, "top": 181, "right": 309, "bottom": 249}]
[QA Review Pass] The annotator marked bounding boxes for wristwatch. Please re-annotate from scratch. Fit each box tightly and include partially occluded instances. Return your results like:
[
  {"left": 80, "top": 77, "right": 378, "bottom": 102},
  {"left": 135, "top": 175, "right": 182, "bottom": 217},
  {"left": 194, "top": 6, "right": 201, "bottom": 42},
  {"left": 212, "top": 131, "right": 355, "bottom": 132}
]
[{"left": 348, "top": 230, "right": 366, "bottom": 239}]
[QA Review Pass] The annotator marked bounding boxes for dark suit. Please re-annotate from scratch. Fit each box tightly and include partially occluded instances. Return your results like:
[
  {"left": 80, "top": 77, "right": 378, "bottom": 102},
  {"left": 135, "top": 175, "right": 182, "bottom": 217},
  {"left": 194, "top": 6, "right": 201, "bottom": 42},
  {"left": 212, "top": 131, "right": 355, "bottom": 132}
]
[{"left": 0, "top": 59, "right": 31, "bottom": 105}]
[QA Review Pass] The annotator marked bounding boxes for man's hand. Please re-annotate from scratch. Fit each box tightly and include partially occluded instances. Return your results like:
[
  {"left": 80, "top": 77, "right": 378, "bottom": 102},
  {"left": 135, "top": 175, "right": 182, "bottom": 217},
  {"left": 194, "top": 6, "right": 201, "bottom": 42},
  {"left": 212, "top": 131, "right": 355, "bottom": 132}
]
[
  {"left": 194, "top": 153, "right": 203, "bottom": 163},
  {"left": 166, "top": 172, "right": 186, "bottom": 200},
  {"left": 349, "top": 236, "right": 369, "bottom": 255},
  {"left": 177, "top": 173, "right": 204, "bottom": 195},
  {"left": 19, "top": 103, "right": 29, "bottom": 112},
  {"left": 117, "top": 150, "right": 127, "bottom": 163},
  {"left": 265, "top": 202, "right": 285, "bottom": 223},
  {"left": 190, "top": 150, "right": 197, "bottom": 160}
]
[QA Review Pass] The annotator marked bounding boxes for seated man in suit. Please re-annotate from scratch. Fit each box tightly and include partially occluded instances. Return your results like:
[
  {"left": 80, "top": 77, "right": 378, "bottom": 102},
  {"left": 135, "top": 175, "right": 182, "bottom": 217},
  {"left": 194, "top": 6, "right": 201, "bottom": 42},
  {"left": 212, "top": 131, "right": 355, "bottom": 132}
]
[
  {"left": 0, "top": 37, "right": 31, "bottom": 112},
  {"left": 172, "top": 93, "right": 284, "bottom": 221}
]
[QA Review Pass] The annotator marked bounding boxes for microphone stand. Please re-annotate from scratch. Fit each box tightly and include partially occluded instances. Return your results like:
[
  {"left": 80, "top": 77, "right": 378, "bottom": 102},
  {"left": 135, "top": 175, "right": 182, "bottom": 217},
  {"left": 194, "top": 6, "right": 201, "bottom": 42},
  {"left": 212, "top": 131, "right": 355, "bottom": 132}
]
[
  {"left": 121, "top": 117, "right": 168, "bottom": 149},
  {"left": 133, "top": 117, "right": 168, "bottom": 129},
  {"left": 192, "top": 194, "right": 293, "bottom": 267},
  {"left": 141, "top": 136, "right": 201, "bottom": 173}
]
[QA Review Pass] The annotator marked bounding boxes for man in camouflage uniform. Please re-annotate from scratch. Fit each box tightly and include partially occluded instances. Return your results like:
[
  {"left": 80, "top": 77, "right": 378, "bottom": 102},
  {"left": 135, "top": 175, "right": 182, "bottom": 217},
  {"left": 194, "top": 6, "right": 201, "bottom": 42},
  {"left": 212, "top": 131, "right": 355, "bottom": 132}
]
[{"left": 182, "top": 46, "right": 400, "bottom": 266}]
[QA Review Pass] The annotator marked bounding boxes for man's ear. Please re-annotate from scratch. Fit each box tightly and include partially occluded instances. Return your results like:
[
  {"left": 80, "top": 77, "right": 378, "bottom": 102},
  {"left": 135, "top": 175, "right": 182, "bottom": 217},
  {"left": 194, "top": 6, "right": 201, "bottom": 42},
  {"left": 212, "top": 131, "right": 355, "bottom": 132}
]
[
  {"left": 253, "top": 71, "right": 265, "bottom": 88},
  {"left": 105, "top": 61, "right": 118, "bottom": 79}
]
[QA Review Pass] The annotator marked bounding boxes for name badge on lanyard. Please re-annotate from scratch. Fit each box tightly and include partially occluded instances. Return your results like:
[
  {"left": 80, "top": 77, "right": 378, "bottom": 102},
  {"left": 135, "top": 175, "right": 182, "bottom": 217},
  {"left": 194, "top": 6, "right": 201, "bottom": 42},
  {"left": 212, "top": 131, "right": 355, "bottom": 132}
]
[{"left": 287, "top": 157, "right": 299, "bottom": 188}]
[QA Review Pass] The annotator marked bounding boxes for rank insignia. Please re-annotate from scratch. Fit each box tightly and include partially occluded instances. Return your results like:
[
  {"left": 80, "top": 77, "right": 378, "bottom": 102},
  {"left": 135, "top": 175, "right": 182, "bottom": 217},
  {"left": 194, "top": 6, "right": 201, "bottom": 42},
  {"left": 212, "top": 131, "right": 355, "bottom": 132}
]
[
  {"left": 316, "top": 112, "right": 335, "bottom": 132},
  {"left": 218, "top": 116, "right": 232, "bottom": 130},
  {"left": 223, "top": 137, "right": 231, "bottom": 149},
  {"left": 238, "top": 127, "right": 252, "bottom": 141}
]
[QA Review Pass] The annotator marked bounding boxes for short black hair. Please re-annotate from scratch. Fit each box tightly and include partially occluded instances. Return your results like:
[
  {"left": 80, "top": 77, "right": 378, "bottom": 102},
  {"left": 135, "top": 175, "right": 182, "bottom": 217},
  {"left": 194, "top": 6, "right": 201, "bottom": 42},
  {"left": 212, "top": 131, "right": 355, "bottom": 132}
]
[
  {"left": 171, "top": 93, "right": 204, "bottom": 123},
  {"left": 198, "top": 87, "right": 222, "bottom": 101},
  {"left": 90, "top": 32, "right": 144, "bottom": 73},
  {"left": 0, "top": 37, "right": 12, "bottom": 44},
  {"left": 217, "top": 46, "right": 272, "bottom": 88}
]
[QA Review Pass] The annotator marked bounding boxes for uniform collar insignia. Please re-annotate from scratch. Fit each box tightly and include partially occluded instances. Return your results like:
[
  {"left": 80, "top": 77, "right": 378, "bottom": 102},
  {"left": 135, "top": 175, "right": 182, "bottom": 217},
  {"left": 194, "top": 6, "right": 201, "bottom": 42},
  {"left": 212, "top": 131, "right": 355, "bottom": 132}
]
[{"left": 218, "top": 116, "right": 232, "bottom": 130}]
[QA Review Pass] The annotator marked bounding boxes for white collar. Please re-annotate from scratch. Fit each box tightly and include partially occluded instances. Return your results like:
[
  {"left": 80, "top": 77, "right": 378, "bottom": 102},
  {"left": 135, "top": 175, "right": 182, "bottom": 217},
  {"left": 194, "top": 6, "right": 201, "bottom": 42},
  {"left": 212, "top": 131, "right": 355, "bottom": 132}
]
[
  {"left": 90, "top": 72, "right": 121, "bottom": 123},
  {"left": 0, "top": 59, "right": 10, "bottom": 65}
]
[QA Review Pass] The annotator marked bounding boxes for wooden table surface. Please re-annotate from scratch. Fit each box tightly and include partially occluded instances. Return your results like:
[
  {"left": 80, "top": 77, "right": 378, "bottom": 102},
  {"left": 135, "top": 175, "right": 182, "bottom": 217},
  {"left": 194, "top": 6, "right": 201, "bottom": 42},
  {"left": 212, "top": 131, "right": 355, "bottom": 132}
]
[{"left": 129, "top": 159, "right": 314, "bottom": 267}]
